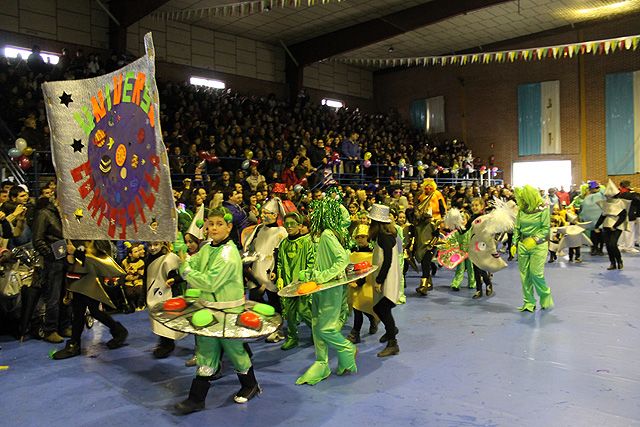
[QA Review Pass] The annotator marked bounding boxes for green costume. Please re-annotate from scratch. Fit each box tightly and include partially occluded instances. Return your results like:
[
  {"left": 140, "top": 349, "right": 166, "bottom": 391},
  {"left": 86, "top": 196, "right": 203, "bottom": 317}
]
[
  {"left": 296, "top": 229, "right": 357, "bottom": 385},
  {"left": 277, "top": 233, "right": 315, "bottom": 350},
  {"left": 513, "top": 186, "right": 554, "bottom": 312},
  {"left": 180, "top": 240, "right": 252, "bottom": 375},
  {"left": 450, "top": 229, "right": 476, "bottom": 290}
]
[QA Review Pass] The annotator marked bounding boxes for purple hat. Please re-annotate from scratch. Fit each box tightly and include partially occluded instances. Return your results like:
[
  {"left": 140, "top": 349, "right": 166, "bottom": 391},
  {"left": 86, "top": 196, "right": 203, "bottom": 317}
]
[{"left": 588, "top": 181, "right": 599, "bottom": 190}]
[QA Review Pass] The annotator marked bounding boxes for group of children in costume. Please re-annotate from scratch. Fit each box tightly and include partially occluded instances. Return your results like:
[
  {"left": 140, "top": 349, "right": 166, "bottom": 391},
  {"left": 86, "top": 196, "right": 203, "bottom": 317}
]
[{"left": 49, "top": 177, "right": 637, "bottom": 415}]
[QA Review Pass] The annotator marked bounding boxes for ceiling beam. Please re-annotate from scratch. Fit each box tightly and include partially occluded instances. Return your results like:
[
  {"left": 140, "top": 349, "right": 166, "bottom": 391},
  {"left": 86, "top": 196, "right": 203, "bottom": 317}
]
[
  {"left": 110, "top": 0, "right": 172, "bottom": 28},
  {"left": 287, "top": 0, "right": 514, "bottom": 66}
]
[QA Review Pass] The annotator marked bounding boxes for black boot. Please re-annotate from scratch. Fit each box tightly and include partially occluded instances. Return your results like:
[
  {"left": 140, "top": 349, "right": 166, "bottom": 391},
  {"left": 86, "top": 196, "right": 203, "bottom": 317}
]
[
  {"left": 175, "top": 376, "right": 211, "bottom": 415},
  {"left": 617, "top": 260, "right": 624, "bottom": 270},
  {"left": 379, "top": 327, "right": 399, "bottom": 343},
  {"left": 472, "top": 289, "right": 482, "bottom": 299},
  {"left": 153, "top": 336, "right": 175, "bottom": 359},
  {"left": 377, "top": 339, "right": 400, "bottom": 357},
  {"left": 346, "top": 329, "right": 361, "bottom": 344},
  {"left": 486, "top": 284, "right": 494, "bottom": 296},
  {"left": 234, "top": 366, "right": 261, "bottom": 404},
  {"left": 52, "top": 340, "right": 81, "bottom": 360},
  {"left": 106, "top": 322, "right": 128, "bottom": 349}
]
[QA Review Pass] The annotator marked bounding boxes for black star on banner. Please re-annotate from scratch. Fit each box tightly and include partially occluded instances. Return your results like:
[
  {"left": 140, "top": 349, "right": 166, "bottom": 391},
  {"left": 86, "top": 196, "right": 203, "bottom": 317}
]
[
  {"left": 59, "top": 91, "right": 73, "bottom": 107},
  {"left": 71, "top": 139, "right": 84, "bottom": 153}
]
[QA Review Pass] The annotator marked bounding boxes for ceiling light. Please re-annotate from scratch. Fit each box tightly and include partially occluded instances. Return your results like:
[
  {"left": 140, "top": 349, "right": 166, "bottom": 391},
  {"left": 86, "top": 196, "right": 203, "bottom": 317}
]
[
  {"left": 573, "top": 0, "right": 636, "bottom": 17},
  {"left": 388, "top": 46, "right": 394, "bottom": 53}
]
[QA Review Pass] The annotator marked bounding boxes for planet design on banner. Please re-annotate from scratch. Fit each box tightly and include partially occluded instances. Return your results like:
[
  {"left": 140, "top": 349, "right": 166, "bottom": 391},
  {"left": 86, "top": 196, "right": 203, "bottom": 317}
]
[{"left": 41, "top": 33, "right": 177, "bottom": 242}]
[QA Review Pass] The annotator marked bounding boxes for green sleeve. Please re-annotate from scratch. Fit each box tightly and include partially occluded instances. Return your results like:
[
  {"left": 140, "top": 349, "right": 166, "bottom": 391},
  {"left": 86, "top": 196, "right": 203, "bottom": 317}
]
[
  {"left": 513, "top": 211, "right": 521, "bottom": 244},
  {"left": 314, "top": 230, "right": 349, "bottom": 283},
  {"left": 305, "top": 236, "right": 316, "bottom": 270}
]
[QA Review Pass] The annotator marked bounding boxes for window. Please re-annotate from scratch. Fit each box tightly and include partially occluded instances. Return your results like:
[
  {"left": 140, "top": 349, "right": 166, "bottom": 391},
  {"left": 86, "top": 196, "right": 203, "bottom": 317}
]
[
  {"left": 189, "top": 76, "right": 225, "bottom": 89},
  {"left": 4, "top": 46, "right": 59, "bottom": 64},
  {"left": 321, "top": 98, "right": 344, "bottom": 110},
  {"left": 512, "top": 160, "right": 572, "bottom": 190}
]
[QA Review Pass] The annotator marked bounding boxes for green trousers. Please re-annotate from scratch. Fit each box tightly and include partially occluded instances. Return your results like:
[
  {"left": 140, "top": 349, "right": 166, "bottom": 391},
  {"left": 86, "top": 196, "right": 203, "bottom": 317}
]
[
  {"left": 517, "top": 241, "right": 553, "bottom": 310},
  {"left": 296, "top": 285, "right": 356, "bottom": 385},
  {"left": 196, "top": 336, "right": 252, "bottom": 374},
  {"left": 451, "top": 258, "right": 476, "bottom": 289},
  {"left": 282, "top": 294, "right": 312, "bottom": 341}
]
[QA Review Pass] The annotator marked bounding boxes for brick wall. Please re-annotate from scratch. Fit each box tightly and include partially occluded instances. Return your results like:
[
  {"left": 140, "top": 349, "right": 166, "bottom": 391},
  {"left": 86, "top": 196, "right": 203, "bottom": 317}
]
[{"left": 374, "top": 15, "right": 640, "bottom": 187}]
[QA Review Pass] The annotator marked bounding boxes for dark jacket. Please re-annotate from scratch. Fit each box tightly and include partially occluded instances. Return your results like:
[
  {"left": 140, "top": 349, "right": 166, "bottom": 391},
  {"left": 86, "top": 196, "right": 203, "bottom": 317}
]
[{"left": 31, "top": 199, "right": 63, "bottom": 259}]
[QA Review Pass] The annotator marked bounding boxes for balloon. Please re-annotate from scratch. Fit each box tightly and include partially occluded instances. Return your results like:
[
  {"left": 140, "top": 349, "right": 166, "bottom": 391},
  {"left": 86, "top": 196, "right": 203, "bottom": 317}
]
[
  {"left": 300, "top": 178, "right": 308, "bottom": 186},
  {"left": 417, "top": 165, "right": 424, "bottom": 172},
  {"left": 198, "top": 150, "right": 210, "bottom": 160},
  {"left": 22, "top": 147, "right": 35, "bottom": 156},
  {"left": 416, "top": 160, "right": 423, "bottom": 167},
  {"left": 8, "top": 148, "right": 22, "bottom": 158},
  {"left": 364, "top": 152, "right": 372, "bottom": 160},
  {"left": 207, "top": 155, "right": 220, "bottom": 164},
  {"left": 333, "top": 158, "right": 341, "bottom": 165},
  {"left": 250, "top": 159, "right": 259, "bottom": 167},
  {"left": 399, "top": 159, "right": 406, "bottom": 167},
  {"left": 18, "top": 156, "right": 32, "bottom": 170},
  {"left": 15, "top": 138, "right": 27, "bottom": 152},
  {"left": 355, "top": 165, "right": 360, "bottom": 173},
  {"left": 242, "top": 160, "right": 250, "bottom": 170},
  {"left": 294, "top": 184, "right": 303, "bottom": 193},
  {"left": 364, "top": 160, "right": 371, "bottom": 168},
  {"left": 245, "top": 150, "right": 254, "bottom": 160},
  {"left": 331, "top": 152, "right": 340, "bottom": 162}
]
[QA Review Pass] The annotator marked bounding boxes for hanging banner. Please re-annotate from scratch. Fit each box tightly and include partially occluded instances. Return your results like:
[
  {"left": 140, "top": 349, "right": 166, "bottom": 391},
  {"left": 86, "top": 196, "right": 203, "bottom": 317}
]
[
  {"left": 152, "top": 0, "right": 343, "bottom": 21},
  {"left": 42, "top": 33, "right": 177, "bottom": 241},
  {"left": 333, "top": 34, "right": 640, "bottom": 69}
]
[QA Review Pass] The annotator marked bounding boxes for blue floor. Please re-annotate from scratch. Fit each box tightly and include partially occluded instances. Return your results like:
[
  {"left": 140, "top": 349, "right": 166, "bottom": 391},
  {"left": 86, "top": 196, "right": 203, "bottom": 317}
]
[{"left": 2, "top": 252, "right": 639, "bottom": 427}]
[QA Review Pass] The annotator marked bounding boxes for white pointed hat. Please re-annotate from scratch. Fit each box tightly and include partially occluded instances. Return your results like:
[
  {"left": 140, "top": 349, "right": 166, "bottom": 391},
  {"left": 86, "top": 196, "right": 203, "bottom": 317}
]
[
  {"left": 186, "top": 204, "right": 205, "bottom": 240},
  {"left": 604, "top": 179, "right": 619, "bottom": 198}
]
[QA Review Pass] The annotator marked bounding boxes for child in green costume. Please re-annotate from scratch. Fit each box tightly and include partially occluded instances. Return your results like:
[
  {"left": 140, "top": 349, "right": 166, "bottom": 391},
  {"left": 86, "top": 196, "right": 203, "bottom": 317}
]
[
  {"left": 511, "top": 185, "right": 554, "bottom": 312},
  {"left": 174, "top": 207, "right": 260, "bottom": 415},
  {"left": 277, "top": 212, "right": 315, "bottom": 350},
  {"left": 442, "top": 208, "right": 476, "bottom": 291},
  {"left": 296, "top": 196, "right": 357, "bottom": 385}
]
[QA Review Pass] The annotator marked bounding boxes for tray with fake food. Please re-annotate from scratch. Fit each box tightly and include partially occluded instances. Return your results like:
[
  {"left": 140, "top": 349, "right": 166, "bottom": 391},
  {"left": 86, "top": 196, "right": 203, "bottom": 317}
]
[
  {"left": 278, "top": 262, "right": 378, "bottom": 298},
  {"left": 149, "top": 289, "right": 282, "bottom": 339}
]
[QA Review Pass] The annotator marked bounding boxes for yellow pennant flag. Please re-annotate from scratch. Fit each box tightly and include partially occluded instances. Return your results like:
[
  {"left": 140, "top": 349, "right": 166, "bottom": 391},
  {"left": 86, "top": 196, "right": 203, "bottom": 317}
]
[
  {"left": 552, "top": 47, "right": 559, "bottom": 58},
  {"left": 604, "top": 41, "right": 611, "bottom": 54}
]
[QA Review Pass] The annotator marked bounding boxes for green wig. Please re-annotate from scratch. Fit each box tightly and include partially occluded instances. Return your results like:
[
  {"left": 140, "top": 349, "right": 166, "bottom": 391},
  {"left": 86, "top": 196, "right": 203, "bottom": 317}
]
[
  {"left": 310, "top": 187, "right": 350, "bottom": 248},
  {"left": 514, "top": 185, "right": 543, "bottom": 214}
]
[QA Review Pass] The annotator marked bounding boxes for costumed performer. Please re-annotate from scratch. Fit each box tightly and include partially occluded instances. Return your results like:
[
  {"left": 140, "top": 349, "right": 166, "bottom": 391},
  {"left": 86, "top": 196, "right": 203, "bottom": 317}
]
[
  {"left": 52, "top": 240, "right": 128, "bottom": 359},
  {"left": 511, "top": 185, "right": 553, "bottom": 312},
  {"left": 368, "top": 204, "right": 402, "bottom": 357},
  {"left": 594, "top": 180, "right": 630, "bottom": 270},
  {"left": 174, "top": 207, "right": 259, "bottom": 415},
  {"left": 276, "top": 211, "right": 314, "bottom": 350},
  {"left": 295, "top": 196, "right": 357, "bottom": 385},
  {"left": 241, "top": 196, "right": 288, "bottom": 342},
  {"left": 442, "top": 208, "right": 476, "bottom": 292},
  {"left": 412, "top": 201, "right": 440, "bottom": 296},
  {"left": 580, "top": 181, "right": 605, "bottom": 256},
  {"left": 418, "top": 178, "right": 447, "bottom": 221},
  {"left": 146, "top": 241, "right": 187, "bottom": 359},
  {"left": 346, "top": 224, "right": 378, "bottom": 344},
  {"left": 468, "top": 198, "right": 492, "bottom": 299}
]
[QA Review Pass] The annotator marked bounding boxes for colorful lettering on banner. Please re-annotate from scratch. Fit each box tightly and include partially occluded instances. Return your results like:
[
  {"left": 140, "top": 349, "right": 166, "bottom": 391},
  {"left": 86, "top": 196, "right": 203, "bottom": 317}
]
[{"left": 42, "top": 33, "right": 176, "bottom": 242}]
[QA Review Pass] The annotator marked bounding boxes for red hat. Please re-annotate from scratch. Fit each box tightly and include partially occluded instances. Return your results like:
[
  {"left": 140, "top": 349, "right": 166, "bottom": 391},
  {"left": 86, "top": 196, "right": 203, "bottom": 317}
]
[{"left": 272, "top": 183, "right": 287, "bottom": 194}]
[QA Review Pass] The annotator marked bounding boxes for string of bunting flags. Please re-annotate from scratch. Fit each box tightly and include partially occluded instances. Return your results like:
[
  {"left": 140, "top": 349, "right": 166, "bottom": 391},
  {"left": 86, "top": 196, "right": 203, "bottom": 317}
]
[
  {"left": 333, "top": 34, "right": 640, "bottom": 68},
  {"left": 151, "top": 0, "right": 343, "bottom": 21}
]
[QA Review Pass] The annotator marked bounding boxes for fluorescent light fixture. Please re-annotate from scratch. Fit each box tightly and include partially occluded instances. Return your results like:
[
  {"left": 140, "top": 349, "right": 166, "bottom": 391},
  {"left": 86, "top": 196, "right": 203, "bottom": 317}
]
[
  {"left": 4, "top": 46, "right": 59, "bottom": 64},
  {"left": 574, "top": 0, "right": 636, "bottom": 17},
  {"left": 321, "top": 98, "right": 344, "bottom": 109},
  {"left": 512, "top": 160, "right": 572, "bottom": 191},
  {"left": 190, "top": 76, "right": 225, "bottom": 89}
]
